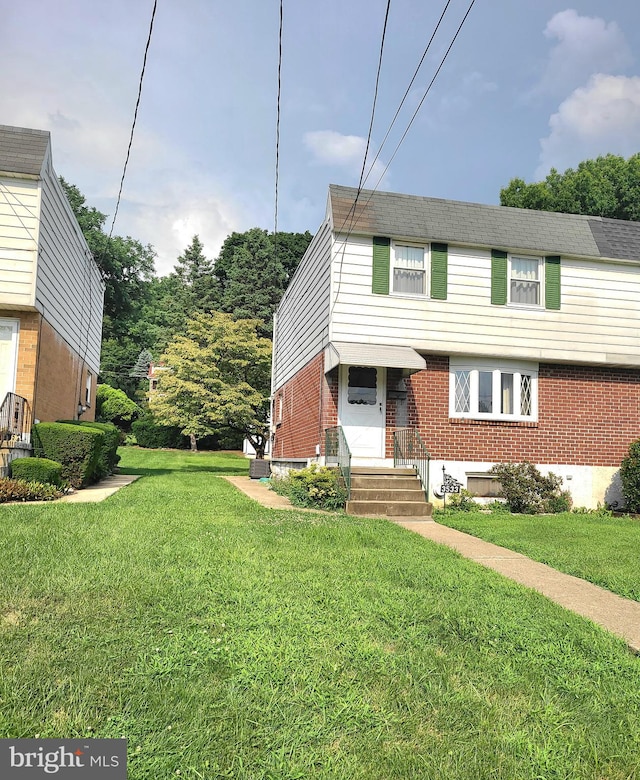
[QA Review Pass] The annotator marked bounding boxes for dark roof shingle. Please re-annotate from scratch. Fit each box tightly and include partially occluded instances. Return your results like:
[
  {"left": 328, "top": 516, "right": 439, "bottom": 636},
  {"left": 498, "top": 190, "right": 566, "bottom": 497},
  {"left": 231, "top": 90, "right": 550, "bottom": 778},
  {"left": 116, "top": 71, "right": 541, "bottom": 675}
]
[
  {"left": 329, "top": 184, "right": 640, "bottom": 263},
  {"left": 0, "top": 125, "right": 50, "bottom": 176}
]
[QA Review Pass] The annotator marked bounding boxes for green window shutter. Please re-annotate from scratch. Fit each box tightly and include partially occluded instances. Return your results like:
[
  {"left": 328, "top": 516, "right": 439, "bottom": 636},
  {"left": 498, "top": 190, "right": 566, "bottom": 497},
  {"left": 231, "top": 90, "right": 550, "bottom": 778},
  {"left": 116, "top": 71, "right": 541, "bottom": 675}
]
[
  {"left": 545, "top": 255, "right": 561, "bottom": 310},
  {"left": 430, "top": 242, "right": 448, "bottom": 300},
  {"left": 491, "top": 249, "right": 508, "bottom": 305},
  {"left": 372, "top": 236, "right": 390, "bottom": 294}
]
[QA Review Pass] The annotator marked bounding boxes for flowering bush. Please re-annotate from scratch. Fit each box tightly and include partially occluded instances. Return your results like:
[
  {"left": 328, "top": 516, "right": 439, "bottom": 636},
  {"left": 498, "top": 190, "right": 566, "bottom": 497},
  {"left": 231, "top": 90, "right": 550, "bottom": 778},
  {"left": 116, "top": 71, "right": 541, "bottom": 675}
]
[{"left": 271, "top": 464, "right": 347, "bottom": 510}]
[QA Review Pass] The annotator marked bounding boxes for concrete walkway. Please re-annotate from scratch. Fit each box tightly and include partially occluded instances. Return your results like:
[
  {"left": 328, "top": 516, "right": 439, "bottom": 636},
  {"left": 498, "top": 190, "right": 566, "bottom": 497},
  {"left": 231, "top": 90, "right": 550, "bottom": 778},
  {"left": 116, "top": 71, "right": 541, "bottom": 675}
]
[
  {"left": 227, "top": 476, "right": 640, "bottom": 653},
  {"left": 59, "top": 474, "right": 140, "bottom": 503}
]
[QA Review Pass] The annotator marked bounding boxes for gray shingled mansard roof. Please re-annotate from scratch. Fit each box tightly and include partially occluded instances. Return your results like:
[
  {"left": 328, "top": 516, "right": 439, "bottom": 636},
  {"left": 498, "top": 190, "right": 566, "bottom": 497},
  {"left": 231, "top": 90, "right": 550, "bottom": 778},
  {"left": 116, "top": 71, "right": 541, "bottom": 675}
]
[
  {"left": 329, "top": 183, "right": 640, "bottom": 264},
  {"left": 0, "top": 125, "right": 50, "bottom": 176}
]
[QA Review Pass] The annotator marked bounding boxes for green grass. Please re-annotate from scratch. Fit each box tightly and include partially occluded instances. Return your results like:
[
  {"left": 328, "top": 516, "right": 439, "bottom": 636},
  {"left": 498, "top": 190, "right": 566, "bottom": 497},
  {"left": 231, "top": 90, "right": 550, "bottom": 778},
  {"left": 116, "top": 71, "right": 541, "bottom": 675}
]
[
  {"left": 1, "top": 448, "right": 640, "bottom": 779},
  {"left": 437, "top": 508, "right": 640, "bottom": 602}
]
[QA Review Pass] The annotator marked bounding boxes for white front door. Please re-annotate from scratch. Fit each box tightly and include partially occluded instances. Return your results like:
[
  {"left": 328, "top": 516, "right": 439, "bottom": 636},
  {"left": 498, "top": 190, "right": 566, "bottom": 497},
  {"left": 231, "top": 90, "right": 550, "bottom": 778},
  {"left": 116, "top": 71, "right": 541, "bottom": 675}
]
[
  {"left": 339, "top": 365, "right": 386, "bottom": 459},
  {"left": 0, "top": 319, "right": 19, "bottom": 403}
]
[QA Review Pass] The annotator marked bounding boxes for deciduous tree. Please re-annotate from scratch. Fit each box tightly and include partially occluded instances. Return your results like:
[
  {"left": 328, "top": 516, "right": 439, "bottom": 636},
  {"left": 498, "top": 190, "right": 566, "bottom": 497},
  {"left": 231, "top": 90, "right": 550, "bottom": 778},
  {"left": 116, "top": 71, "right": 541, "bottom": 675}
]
[
  {"left": 500, "top": 153, "right": 640, "bottom": 221},
  {"left": 148, "top": 312, "right": 271, "bottom": 454}
]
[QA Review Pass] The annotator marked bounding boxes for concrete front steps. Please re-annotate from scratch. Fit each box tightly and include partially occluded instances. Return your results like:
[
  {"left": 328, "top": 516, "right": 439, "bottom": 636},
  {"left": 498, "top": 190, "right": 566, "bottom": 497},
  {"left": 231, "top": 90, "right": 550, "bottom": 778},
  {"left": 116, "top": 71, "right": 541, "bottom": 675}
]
[{"left": 346, "top": 467, "right": 433, "bottom": 519}]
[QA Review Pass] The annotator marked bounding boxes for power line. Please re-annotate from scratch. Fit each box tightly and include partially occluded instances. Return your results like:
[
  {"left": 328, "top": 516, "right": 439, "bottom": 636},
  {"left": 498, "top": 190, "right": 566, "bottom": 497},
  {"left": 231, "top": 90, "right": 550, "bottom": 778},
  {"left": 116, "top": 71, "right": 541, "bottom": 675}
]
[
  {"left": 354, "top": 0, "right": 391, "bottom": 202},
  {"left": 365, "top": 0, "right": 477, "bottom": 197},
  {"left": 330, "top": 0, "right": 392, "bottom": 316},
  {"left": 108, "top": 0, "right": 158, "bottom": 239},
  {"left": 361, "top": 0, "right": 454, "bottom": 189},
  {"left": 336, "top": 0, "right": 477, "bottom": 248},
  {"left": 273, "top": 0, "right": 284, "bottom": 262}
]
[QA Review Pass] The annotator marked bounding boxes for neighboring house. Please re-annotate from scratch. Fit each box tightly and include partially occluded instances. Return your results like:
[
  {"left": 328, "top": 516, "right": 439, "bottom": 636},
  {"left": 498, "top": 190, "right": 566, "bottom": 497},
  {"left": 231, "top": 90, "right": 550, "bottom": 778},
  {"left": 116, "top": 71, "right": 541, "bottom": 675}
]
[
  {"left": 0, "top": 125, "right": 105, "bottom": 435},
  {"left": 271, "top": 184, "right": 640, "bottom": 508}
]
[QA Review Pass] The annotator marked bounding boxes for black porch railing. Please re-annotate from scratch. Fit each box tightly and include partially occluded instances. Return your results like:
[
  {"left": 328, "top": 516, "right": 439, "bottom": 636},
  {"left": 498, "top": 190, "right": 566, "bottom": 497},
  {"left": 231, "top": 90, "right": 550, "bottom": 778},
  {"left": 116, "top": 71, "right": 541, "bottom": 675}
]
[
  {"left": 0, "top": 392, "right": 32, "bottom": 446},
  {"left": 325, "top": 425, "right": 352, "bottom": 499},
  {"left": 393, "top": 427, "right": 431, "bottom": 500}
]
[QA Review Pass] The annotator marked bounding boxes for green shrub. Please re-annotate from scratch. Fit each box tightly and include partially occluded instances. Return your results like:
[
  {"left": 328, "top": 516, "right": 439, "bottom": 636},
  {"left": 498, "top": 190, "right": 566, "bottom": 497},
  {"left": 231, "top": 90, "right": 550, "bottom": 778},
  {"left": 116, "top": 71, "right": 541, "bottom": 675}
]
[
  {"left": 58, "top": 420, "right": 121, "bottom": 477},
  {"left": 32, "top": 422, "right": 104, "bottom": 488},
  {"left": 443, "top": 488, "right": 477, "bottom": 512},
  {"left": 0, "top": 478, "right": 63, "bottom": 502},
  {"left": 489, "top": 461, "right": 572, "bottom": 514},
  {"left": 620, "top": 439, "right": 640, "bottom": 512},
  {"left": 271, "top": 464, "right": 347, "bottom": 510},
  {"left": 132, "top": 415, "right": 188, "bottom": 449},
  {"left": 96, "top": 384, "right": 142, "bottom": 431},
  {"left": 10, "top": 457, "right": 63, "bottom": 486}
]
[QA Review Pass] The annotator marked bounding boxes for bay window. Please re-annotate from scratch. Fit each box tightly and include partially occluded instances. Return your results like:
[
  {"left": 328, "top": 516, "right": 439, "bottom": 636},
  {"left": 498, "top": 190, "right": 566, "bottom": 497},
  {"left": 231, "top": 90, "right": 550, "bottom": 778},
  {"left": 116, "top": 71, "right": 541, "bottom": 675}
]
[{"left": 450, "top": 359, "right": 538, "bottom": 421}]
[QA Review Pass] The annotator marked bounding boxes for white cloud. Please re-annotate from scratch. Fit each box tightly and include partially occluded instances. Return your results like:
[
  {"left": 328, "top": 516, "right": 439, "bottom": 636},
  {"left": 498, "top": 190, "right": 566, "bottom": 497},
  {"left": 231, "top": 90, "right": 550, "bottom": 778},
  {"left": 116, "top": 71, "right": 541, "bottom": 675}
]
[
  {"left": 536, "top": 74, "right": 640, "bottom": 177},
  {"left": 533, "top": 9, "right": 633, "bottom": 97},
  {"left": 304, "top": 130, "right": 388, "bottom": 188}
]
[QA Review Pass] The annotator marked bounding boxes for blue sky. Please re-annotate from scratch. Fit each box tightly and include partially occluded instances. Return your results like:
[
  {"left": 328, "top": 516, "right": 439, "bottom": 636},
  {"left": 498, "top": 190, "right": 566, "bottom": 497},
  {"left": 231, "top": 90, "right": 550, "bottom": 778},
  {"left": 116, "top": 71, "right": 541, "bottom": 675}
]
[{"left": 1, "top": 0, "right": 639, "bottom": 274}]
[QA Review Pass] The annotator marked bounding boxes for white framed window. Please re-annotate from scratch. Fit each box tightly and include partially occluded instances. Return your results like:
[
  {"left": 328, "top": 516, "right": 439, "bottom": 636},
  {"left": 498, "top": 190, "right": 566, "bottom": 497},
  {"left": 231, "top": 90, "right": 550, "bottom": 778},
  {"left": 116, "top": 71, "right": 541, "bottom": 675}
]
[
  {"left": 449, "top": 358, "right": 538, "bottom": 421},
  {"left": 85, "top": 372, "right": 93, "bottom": 407},
  {"left": 509, "top": 255, "right": 543, "bottom": 307},
  {"left": 392, "top": 243, "right": 426, "bottom": 295}
]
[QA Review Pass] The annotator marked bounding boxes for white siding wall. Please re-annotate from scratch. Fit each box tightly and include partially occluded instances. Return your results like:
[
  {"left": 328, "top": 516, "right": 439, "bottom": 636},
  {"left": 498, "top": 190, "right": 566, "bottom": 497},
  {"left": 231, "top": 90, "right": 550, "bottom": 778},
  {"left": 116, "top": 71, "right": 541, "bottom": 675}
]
[
  {"left": 0, "top": 176, "right": 39, "bottom": 308},
  {"left": 329, "top": 236, "right": 640, "bottom": 367},
  {"left": 36, "top": 154, "right": 104, "bottom": 373},
  {"left": 273, "top": 219, "right": 332, "bottom": 389}
]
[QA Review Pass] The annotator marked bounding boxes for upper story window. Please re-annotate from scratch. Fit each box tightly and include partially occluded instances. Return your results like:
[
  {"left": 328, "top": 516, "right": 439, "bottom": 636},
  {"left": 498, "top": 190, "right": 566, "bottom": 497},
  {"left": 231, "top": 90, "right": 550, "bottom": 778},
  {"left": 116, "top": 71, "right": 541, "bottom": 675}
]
[
  {"left": 450, "top": 358, "right": 538, "bottom": 422},
  {"left": 492, "top": 250, "right": 561, "bottom": 310},
  {"left": 392, "top": 244, "right": 426, "bottom": 295},
  {"left": 510, "top": 256, "right": 542, "bottom": 306}
]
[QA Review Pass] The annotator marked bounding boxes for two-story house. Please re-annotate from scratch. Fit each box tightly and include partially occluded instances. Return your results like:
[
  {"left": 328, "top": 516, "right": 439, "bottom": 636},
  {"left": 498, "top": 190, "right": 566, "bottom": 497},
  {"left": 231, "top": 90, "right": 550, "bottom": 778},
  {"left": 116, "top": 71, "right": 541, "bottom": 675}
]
[
  {"left": 0, "top": 125, "right": 105, "bottom": 437},
  {"left": 271, "top": 184, "right": 640, "bottom": 509}
]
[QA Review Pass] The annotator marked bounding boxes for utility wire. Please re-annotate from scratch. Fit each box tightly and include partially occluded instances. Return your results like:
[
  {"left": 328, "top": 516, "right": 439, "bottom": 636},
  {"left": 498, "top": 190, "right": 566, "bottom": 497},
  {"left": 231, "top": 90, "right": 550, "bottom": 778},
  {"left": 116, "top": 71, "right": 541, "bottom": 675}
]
[
  {"left": 364, "top": 0, "right": 477, "bottom": 198},
  {"left": 337, "top": 0, "right": 476, "bottom": 247},
  {"left": 273, "top": 0, "right": 284, "bottom": 263},
  {"left": 340, "top": 0, "right": 392, "bottom": 238},
  {"left": 361, "top": 0, "right": 454, "bottom": 189},
  {"left": 108, "top": 0, "right": 158, "bottom": 239},
  {"left": 329, "top": 0, "right": 392, "bottom": 317}
]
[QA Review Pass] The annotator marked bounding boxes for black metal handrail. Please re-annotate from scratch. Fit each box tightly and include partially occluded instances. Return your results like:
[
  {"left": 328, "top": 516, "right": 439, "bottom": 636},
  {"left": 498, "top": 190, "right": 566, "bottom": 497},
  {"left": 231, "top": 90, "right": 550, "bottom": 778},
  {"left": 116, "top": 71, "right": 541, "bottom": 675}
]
[
  {"left": 0, "top": 392, "right": 32, "bottom": 446},
  {"left": 325, "top": 425, "right": 352, "bottom": 499},
  {"left": 393, "top": 427, "right": 431, "bottom": 500}
]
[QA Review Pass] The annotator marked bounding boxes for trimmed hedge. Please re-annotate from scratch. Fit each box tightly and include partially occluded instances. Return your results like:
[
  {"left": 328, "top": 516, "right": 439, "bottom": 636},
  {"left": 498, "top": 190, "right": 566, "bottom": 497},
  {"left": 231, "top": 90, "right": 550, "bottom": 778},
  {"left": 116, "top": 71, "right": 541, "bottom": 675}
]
[
  {"left": 10, "top": 457, "right": 63, "bottom": 487},
  {"left": 58, "top": 420, "right": 121, "bottom": 477},
  {"left": 132, "top": 416, "right": 187, "bottom": 449},
  {"left": 33, "top": 422, "right": 104, "bottom": 488}
]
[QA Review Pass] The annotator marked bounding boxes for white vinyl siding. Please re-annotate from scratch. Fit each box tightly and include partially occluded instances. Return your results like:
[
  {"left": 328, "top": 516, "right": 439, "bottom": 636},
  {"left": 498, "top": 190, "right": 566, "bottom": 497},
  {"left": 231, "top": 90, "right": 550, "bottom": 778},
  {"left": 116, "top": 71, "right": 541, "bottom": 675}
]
[
  {"left": 35, "top": 157, "right": 104, "bottom": 373},
  {"left": 272, "top": 219, "right": 332, "bottom": 389},
  {"left": 329, "top": 238, "right": 640, "bottom": 368},
  {"left": 0, "top": 177, "right": 39, "bottom": 307}
]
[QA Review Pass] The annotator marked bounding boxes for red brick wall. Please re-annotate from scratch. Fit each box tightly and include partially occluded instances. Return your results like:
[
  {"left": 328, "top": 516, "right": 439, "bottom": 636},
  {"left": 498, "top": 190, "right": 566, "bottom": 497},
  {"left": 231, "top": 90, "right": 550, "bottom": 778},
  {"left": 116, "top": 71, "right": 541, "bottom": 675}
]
[
  {"left": 33, "top": 318, "right": 96, "bottom": 423},
  {"left": 404, "top": 356, "right": 640, "bottom": 467},
  {"left": 273, "top": 352, "right": 336, "bottom": 459}
]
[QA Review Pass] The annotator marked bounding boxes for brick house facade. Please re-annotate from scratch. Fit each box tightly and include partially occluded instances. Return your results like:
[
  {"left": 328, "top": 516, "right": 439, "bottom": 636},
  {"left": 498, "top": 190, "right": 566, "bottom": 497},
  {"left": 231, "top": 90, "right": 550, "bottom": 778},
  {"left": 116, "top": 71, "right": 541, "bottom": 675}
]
[{"left": 271, "top": 185, "right": 640, "bottom": 508}]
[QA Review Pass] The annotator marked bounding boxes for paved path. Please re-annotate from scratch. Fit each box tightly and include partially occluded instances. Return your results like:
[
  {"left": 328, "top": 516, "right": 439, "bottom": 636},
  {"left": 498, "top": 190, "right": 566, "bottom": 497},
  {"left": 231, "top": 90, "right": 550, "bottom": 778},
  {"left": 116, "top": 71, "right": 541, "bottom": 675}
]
[
  {"left": 227, "top": 476, "right": 640, "bottom": 653},
  {"left": 59, "top": 474, "right": 140, "bottom": 503}
]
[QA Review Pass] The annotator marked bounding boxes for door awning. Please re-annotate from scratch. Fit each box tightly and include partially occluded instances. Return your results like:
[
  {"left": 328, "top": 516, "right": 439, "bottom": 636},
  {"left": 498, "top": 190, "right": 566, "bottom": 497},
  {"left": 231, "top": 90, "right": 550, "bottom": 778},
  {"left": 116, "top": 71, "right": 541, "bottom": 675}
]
[{"left": 324, "top": 342, "right": 426, "bottom": 374}]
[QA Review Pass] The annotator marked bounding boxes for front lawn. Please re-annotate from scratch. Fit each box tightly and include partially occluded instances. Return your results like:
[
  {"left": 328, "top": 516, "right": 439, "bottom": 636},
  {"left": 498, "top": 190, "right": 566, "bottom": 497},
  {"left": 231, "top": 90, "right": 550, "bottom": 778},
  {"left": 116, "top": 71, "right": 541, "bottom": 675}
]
[
  {"left": 0, "top": 448, "right": 639, "bottom": 779},
  {"left": 437, "top": 508, "right": 640, "bottom": 602}
]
